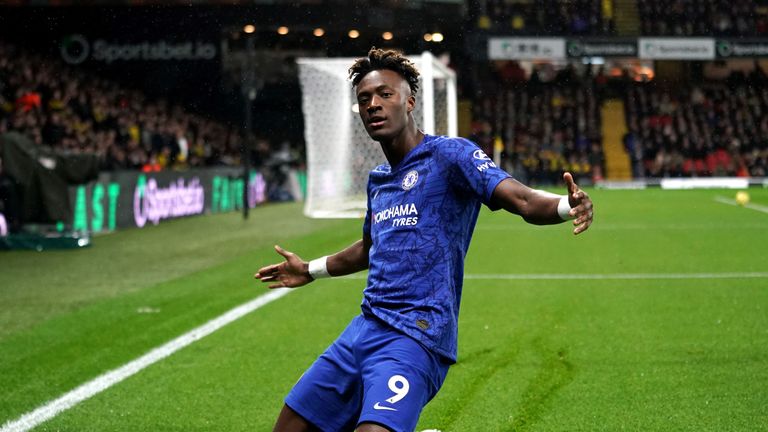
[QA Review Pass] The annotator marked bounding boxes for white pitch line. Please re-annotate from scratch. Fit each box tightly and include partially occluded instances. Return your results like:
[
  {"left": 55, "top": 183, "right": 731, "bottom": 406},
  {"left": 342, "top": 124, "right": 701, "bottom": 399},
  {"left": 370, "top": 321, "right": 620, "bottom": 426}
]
[
  {"left": 477, "top": 222, "right": 768, "bottom": 231},
  {"left": 342, "top": 272, "right": 768, "bottom": 280},
  {"left": 462, "top": 272, "right": 768, "bottom": 280},
  {"left": 714, "top": 196, "right": 768, "bottom": 214},
  {"left": 6, "top": 269, "right": 765, "bottom": 431},
  {"left": 0, "top": 288, "right": 292, "bottom": 432}
]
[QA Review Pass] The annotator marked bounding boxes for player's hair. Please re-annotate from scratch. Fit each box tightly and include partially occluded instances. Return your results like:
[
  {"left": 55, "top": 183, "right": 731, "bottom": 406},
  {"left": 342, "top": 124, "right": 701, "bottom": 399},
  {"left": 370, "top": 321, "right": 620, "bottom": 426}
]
[{"left": 349, "top": 47, "right": 420, "bottom": 95}]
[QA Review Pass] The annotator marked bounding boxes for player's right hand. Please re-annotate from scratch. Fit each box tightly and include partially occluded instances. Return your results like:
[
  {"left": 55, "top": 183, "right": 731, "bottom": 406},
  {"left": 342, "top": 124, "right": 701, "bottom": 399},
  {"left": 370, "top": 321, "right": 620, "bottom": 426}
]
[
  {"left": 254, "top": 245, "right": 313, "bottom": 289},
  {"left": 563, "top": 172, "right": 593, "bottom": 235}
]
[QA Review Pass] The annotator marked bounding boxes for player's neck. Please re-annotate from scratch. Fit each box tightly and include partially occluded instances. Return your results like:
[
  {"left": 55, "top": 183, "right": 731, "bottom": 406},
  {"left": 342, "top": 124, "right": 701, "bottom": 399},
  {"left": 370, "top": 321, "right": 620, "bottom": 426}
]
[{"left": 378, "top": 121, "right": 424, "bottom": 168}]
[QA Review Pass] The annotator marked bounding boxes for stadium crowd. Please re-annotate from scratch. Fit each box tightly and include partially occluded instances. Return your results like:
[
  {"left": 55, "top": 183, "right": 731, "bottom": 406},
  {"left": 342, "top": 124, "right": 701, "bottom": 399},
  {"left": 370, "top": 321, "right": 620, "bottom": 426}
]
[
  {"left": 470, "top": 61, "right": 605, "bottom": 185},
  {"left": 624, "top": 74, "right": 768, "bottom": 178},
  {"left": 0, "top": 41, "right": 245, "bottom": 172},
  {"left": 2, "top": 1, "right": 768, "bottom": 183},
  {"left": 472, "top": 0, "right": 615, "bottom": 35},
  {"left": 638, "top": 0, "right": 768, "bottom": 36}
]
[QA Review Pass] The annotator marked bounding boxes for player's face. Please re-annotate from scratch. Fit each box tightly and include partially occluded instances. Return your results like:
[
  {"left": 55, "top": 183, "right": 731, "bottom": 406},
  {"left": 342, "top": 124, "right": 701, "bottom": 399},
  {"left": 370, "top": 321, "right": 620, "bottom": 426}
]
[{"left": 355, "top": 69, "right": 415, "bottom": 142}]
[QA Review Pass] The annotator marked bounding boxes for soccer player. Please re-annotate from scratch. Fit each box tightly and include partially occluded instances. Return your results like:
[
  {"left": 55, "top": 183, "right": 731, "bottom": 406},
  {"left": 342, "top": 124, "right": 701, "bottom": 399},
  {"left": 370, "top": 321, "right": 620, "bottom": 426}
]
[{"left": 255, "top": 48, "right": 593, "bottom": 432}]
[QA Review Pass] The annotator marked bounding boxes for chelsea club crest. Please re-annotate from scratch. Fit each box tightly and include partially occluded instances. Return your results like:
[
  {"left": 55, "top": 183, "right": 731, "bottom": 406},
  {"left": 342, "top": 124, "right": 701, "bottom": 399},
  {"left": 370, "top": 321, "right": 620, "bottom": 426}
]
[{"left": 401, "top": 170, "right": 419, "bottom": 190}]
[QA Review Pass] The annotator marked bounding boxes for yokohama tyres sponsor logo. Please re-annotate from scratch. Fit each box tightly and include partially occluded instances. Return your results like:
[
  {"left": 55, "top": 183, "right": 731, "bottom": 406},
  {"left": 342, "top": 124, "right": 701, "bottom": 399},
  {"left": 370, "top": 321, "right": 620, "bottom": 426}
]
[{"left": 374, "top": 203, "right": 418, "bottom": 224}]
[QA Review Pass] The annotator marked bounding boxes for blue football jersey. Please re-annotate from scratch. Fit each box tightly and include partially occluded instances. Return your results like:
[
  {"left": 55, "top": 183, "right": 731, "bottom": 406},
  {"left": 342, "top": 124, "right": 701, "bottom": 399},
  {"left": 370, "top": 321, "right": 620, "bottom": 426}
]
[{"left": 362, "top": 134, "right": 511, "bottom": 362}]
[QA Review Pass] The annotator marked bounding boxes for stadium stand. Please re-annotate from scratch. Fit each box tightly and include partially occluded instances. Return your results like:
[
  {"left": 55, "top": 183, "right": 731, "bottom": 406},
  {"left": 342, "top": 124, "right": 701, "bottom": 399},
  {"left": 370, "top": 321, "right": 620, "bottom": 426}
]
[
  {"left": 623, "top": 74, "right": 768, "bottom": 178},
  {"left": 469, "top": 61, "right": 605, "bottom": 185},
  {"left": 0, "top": 41, "right": 243, "bottom": 172},
  {"left": 637, "top": 0, "right": 768, "bottom": 36},
  {"left": 1, "top": 1, "right": 765, "bottom": 186},
  {"left": 471, "top": 0, "right": 616, "bottom": 35}
]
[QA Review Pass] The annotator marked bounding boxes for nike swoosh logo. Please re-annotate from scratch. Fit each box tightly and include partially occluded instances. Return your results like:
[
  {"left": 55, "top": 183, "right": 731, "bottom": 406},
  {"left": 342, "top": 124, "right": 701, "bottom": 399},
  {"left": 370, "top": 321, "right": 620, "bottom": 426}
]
[{"left": 373, "top": 402, "right": 397, "bottom": 411}]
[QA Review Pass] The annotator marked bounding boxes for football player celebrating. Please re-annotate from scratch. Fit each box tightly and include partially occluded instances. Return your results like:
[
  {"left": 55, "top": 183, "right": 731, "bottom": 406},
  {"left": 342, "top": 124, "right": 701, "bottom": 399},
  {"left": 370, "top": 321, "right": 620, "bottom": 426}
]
[{"left": 256, "top": 48, "right": 593, "bottom": 432}]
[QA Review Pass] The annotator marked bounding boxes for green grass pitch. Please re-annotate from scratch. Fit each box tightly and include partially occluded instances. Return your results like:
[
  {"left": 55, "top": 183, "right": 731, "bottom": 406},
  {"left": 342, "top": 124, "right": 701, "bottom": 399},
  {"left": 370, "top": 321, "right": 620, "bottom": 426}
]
[{"left": 0, "top": 188, "right": 767, "bottom": 431}]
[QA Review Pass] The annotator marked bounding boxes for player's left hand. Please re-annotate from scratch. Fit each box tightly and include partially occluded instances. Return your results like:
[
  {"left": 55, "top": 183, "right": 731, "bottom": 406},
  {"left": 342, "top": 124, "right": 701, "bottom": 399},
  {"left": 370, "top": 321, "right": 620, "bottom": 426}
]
[
  {"left": 254, "top": 245, "right": 313, "bottom": 289},
  {"left": 563, "top": 172, "right": 593, "bottom": 235}
]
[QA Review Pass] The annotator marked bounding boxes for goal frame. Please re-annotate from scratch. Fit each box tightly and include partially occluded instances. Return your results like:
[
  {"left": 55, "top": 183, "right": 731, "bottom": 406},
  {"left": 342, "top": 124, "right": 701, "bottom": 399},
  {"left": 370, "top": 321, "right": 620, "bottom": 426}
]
[{"left": 297, "top": 52, "right": 457, "bottom": 218}]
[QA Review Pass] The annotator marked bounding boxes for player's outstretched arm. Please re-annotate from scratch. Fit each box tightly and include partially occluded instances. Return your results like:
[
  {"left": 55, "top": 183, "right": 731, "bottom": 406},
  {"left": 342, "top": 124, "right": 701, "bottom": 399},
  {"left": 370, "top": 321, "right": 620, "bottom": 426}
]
[
  {"left": 254, "top": 238, "right": 371, "bottom": 289},
  {"left": 490, "top": 172, "right": 593, "bottom": 235}
]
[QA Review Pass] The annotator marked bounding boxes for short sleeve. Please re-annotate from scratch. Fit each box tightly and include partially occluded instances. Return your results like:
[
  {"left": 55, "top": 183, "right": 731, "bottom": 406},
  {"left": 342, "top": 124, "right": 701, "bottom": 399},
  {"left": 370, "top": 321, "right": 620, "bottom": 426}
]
[
  {"left": 363, "top": 177, "right": 372, "bottom": 236},
  {"left": 437, "top": 137, "right": 511, "bottom": 208}
]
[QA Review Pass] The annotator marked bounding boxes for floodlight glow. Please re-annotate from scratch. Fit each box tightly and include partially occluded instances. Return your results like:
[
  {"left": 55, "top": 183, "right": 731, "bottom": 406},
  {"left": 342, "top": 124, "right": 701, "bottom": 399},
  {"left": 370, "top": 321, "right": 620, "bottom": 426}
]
[
  {"left": 348, "top": 29, "right": 360, "bottom": 39},
  {"left": 243, "top": 25, "right": 255, "bottom": 34},
  {"left": 313, "top": 28, "right": 325, "bottom": 37},
  {"left": 277, "top": 26, "right": 289, "bottom": 35},
  {"left": 382, "top": 31, "right": 393, "bottom": 41},
  {"left": 423, "top": 33, "right": 432, "bottom": 42},
  {"left": 432, "top": 33, "right": 444, "bottom": 42}
]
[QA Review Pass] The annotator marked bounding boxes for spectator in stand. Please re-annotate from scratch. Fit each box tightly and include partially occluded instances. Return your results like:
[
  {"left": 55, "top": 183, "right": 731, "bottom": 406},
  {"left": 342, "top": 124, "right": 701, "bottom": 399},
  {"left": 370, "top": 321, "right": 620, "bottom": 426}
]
[
  {"left": 471, "top": 0, "right": 615, "bottom": 35},
  {"left": 469, "top": 119, "right": 495, "bottom": 159},
  {"left": 638, "top": 0, "right": 763, "bottom": 36},
  {"left": 624, "top": 74, "right": 768, "bottom": 177},
  {"left": 471, "top": 61, "right": 604, "bottom": 186},
  {"left": 0, "top": 40, "right": 245, "bottom": 172}
]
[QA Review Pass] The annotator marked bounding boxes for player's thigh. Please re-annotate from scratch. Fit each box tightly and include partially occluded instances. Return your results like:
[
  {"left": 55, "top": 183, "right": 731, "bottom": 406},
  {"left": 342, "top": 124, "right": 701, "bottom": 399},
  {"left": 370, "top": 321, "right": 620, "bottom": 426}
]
[
  {"left": 357, "top": 332, "right": 449, "bottom": 431},
  {"left": 356, "top": 422, "right": 391, "bottom": 432},
  {"left": 285, "top": 316, "right": 366, "bottom": 431},
  {"left": 273, "top": 404, "right": 322, "bottom": 432}
]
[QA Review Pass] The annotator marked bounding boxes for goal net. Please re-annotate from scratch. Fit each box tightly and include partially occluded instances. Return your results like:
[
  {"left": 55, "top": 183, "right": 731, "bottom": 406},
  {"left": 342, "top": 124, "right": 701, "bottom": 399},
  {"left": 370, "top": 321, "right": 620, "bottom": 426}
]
[{"left": 297, "top": 52, "right": 457, "bottom": 218}]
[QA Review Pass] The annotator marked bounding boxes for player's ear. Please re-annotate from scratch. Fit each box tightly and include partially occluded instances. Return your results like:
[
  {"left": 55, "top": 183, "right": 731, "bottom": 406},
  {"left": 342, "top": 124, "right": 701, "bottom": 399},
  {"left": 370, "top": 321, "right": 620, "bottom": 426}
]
[{"left": 406, "top": 94, "right": 416, "bottom": 113}]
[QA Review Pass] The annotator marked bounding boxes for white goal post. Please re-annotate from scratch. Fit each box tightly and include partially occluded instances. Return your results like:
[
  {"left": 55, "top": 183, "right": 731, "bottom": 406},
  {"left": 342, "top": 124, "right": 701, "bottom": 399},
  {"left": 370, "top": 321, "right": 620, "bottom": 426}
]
[{"left": 297, "top": 52, "right": 457, "bottom": 218}]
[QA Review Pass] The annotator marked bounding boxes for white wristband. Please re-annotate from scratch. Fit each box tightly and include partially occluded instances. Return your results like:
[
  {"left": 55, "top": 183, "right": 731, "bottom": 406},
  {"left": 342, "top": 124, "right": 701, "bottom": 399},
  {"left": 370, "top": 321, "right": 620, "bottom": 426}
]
[
  {"left": 308, "top": 256, "right": 331, "bottom": 279},
  {"left": 557, "top": 195, "right": 574, "bottom": 220}
]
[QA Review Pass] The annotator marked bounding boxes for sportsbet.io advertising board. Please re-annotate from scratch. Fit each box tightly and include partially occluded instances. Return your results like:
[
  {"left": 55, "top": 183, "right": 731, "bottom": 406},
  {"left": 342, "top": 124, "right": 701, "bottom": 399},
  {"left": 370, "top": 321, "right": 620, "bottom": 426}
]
[
  {"left": 67, "top": 168, "right": 268, "bottom": 234},
  {"left": 488, "top": 37, "right": 768, "bottom": 60},
  {"left": 60, "top": 34, "right": 217, "bottom": 66}
]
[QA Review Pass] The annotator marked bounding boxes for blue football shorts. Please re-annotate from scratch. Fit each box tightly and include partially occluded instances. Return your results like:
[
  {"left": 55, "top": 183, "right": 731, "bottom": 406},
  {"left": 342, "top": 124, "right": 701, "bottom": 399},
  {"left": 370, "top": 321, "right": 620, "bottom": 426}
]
[{"left": 284, "top": 313, "right": 450, "bottom": 432}]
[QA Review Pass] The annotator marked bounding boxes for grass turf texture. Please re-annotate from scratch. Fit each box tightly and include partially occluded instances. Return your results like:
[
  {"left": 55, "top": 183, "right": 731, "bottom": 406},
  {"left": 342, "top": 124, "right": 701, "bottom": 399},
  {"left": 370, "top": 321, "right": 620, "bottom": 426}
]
[{"left": 1, "top": 189, "right": 767, "bottom": 431}]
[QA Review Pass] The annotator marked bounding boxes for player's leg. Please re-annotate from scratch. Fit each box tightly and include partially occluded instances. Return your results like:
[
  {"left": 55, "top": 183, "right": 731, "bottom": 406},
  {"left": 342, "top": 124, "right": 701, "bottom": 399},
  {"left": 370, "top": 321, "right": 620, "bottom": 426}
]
[
  {"left": 273, "top": 404, "right": 320, "bottom": 432},
  {"left": 277, "top": 315, "right": 367, "bottom": 431},
  {"left": 355, "top": 317, "right": 450, "bottom": 432},
  {"left": 355, "top": 422, "right": 392, "bottom": 432}
]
